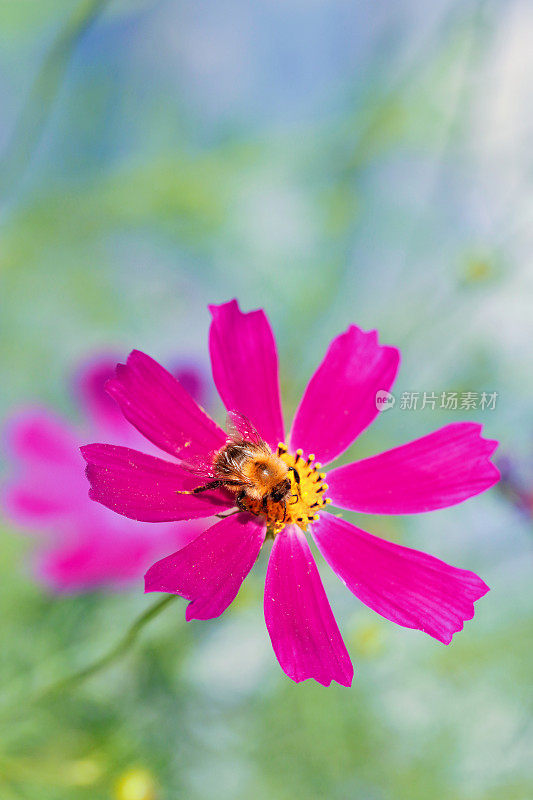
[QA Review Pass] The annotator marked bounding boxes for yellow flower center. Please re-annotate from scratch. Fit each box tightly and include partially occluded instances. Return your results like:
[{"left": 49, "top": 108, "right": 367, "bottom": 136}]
[{"left": 241, "top": 443, "right": 330, "bottom": 534}]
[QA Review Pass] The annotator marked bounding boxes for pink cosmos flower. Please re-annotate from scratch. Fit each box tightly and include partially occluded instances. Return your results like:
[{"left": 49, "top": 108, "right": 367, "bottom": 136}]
[
  {"left": 3, "top": 357, "right": 207, "bottom": 593},
  {"left": 82, "top": 301, "right": 499, "bottom": 686}
]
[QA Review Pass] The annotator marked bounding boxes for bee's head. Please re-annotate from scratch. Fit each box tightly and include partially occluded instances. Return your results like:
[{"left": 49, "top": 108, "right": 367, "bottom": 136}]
[{"left": 270, "top": 477, "right": 291, "bottom": 503}]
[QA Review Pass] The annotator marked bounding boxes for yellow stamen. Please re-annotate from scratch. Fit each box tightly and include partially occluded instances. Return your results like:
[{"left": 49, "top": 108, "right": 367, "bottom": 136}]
[{"left": 239, "top": 443, "right": 330, "bottom": 534}]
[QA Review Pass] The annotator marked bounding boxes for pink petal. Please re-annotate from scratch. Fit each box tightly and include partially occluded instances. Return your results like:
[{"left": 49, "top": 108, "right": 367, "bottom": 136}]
[
  {"left": 145, "top": 513, "right": 265, "bottom": 620},
  {"left": 264, "top": 526, "right": 353, "bottom": 687},
  {"left": 327, "top": 423, "right": 499, "bottom": 514},
  {"left": 3, "top": 410, "right": 85, "bottom": 526},
  {"left": 106, "top": 350, "right": 226, "bottom": 461},
  {"left": 75, "top": 356, "right": 128, "bottom": 435},
  {"left": 312, "top": 514, "right": 489, "bottom": 644},
  {"left": 290, "top": 326, "right": 400, "bottom": 465},
  {"left": 209, "top": 300, "right": 285, "bottom": 450},
  {"left": 36, "top": 512, "right": 204, "bottom": 594},
  {"left": 3, "top": 481, "right": 79, "bottom": 526},
  {"left": 81, "top": 444, "right": 232, "bottom": 522},
  {"left": 173, "top": 364, "right": 209, "bottom": 409},
  {"left": 5, "top": 409, "right": 80, "bottom": 467},
  {"left": 36, "top": 517, "right": 154, "bottom": 592}
]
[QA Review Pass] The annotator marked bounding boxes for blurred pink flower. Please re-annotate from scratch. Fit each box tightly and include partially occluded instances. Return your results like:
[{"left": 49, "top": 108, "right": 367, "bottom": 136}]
[
  {"left": 82, "top": 301, "right": 499, "bottom": 686},
  {"left": 3, "top": 356, "right": 207, "bottom": 593},
  {"left": 496, "top": 454, "right": 533, "bottom": 518}
]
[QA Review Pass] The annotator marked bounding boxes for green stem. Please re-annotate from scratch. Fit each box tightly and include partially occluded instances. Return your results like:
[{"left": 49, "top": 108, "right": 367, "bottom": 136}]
[
  {"left": 0, "top": 0, "right": 111, "bottom": 202},
  {"left": 36, "top": 594, "right": 178, "bottom": 701}
]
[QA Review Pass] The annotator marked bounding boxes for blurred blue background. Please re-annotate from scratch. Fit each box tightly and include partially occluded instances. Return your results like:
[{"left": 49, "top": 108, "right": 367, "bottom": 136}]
[{"left": 1, "top": 1, "right": 532, "bottom": 798}]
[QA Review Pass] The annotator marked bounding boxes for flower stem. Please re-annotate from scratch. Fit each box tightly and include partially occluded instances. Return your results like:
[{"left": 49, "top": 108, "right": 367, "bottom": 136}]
[
  {"left": 37, "top": 594, "right": 178, "bottom": 701},
  {"left": 0, "top": 0, "right": 111, "bottom": 203}
]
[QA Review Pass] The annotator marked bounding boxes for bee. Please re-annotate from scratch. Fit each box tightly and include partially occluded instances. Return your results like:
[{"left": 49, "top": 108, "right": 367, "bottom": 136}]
[{"left": 179, "top": 411, "right": 298, "bottom": 521}]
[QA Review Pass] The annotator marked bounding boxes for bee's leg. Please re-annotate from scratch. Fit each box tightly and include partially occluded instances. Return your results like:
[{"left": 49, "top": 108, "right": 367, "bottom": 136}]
[
  {"left": 288, "top": 494, "right": 299, "bottom": 505},
  {"left": 216, "top": 488, "right": 248, "bottom": 518},
  {"left": 281, "top": 498, "right": 287, "bottom": 521},
  {"left": 177, "top": 479, "right": 243, "bottom": 495},
  {"left": 177, "top": 479, "right": 221, "bottom": 495},
  {"left": 215, "top": 509, "right": 241, "bottom": 519},
  {"left": 236, "top": 489, "right": 248, "bottom": 511}
]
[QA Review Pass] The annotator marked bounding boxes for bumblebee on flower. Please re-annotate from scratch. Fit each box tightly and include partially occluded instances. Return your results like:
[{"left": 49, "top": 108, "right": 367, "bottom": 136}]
[
  {"left": 82, "top": 300, "right": 499, "bottom": 687},
  {"left": 176, "top": 409, "right": 331, "bottom": 532}
]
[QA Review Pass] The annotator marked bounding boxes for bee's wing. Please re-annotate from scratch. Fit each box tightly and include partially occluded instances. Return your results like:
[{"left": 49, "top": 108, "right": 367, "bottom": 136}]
[
  {"left": 226, "top": 410, "right": 270, "bottom": 453},
  {"left": 176, "top": 450, "right": 217, "bottom": 479},
  {"left": 178, "top": 447, "right": 253, "bottom": 488}
]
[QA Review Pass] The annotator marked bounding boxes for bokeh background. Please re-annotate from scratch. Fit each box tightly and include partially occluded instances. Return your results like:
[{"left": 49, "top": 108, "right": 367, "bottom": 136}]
[{"left": 1, "top": 1, "right": 532, "bottom": 798}]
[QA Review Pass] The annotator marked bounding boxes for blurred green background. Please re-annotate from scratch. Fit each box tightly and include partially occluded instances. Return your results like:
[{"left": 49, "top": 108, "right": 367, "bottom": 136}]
[{"left": 1, "top": 1, "right": 532, "bottom": 798}]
